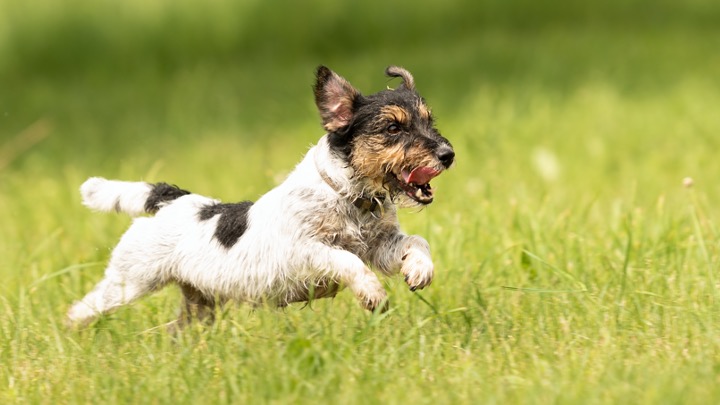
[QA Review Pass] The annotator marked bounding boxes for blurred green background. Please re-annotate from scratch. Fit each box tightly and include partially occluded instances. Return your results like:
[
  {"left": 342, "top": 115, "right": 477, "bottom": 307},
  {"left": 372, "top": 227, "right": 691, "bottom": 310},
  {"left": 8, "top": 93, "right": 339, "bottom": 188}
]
[{"left": 2, "top": 0, "right": 719, "bottom": 175}]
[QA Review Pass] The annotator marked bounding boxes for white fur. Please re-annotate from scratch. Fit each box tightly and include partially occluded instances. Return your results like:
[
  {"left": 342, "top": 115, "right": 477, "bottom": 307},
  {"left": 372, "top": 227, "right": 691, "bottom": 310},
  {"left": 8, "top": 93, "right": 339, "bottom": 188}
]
[
  {"left": 80, "top": 177, "right": 153, "bottom": 216},
  {"left": 67, "top": 136, "right": 434, "bottom": 327}
]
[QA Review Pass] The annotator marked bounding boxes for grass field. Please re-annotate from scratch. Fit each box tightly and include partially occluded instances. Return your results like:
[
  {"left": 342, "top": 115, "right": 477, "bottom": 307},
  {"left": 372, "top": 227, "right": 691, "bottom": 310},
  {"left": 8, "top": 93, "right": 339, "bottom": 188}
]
[{"left": 2, "top": 0, "right": 720, "bottom": 403}]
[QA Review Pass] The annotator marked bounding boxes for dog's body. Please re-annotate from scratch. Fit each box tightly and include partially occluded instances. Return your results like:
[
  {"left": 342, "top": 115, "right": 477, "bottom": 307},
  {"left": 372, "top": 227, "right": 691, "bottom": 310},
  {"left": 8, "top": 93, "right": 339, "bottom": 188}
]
[{"left": 67, "top": 66, "right": 454, "bottom": 328}]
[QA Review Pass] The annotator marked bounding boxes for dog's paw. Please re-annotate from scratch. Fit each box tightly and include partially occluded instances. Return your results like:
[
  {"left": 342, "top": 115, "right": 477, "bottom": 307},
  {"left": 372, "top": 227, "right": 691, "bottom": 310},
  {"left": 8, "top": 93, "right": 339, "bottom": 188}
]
[
  {"left": 351, "top": 273, "right": 389, "bottom": 313},
  {"left": 65, "top": 301, "right": 98, "bottom": 329},
  {"left": 401, "top": 247, "right": 434, "bottom": 291},
  {"left": 361, "top": 290, "right": 390, "bottom": 313}
]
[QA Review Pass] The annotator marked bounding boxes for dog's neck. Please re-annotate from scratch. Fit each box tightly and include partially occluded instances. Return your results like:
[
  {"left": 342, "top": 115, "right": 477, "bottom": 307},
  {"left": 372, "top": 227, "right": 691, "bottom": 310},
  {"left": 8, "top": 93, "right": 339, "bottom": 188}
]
[{"left": 314, "top": 136, "right": 387, "bottom": 216}]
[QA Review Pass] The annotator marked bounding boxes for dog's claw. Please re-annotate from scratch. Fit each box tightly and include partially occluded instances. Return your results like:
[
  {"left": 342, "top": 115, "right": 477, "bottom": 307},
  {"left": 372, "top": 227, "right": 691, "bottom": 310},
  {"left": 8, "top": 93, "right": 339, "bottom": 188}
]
[{"left": 368, "top": 298, "right": 390, "bottom": 313}]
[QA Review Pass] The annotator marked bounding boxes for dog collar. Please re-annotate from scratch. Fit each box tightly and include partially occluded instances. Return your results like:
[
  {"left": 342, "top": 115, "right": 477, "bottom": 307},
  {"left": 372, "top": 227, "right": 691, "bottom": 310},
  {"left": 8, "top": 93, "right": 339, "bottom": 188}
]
[
  {"left": 353, "top": 194, "right": 386, "bottom": 215},
  {"left": 314, "top": 146, "right": 386, "bottom": 216}
]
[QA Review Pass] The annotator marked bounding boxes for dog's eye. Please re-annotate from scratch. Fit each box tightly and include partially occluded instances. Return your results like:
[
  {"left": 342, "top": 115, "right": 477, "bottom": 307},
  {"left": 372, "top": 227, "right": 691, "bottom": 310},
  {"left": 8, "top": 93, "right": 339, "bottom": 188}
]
[{"left": 387, "top": 123, "right": 401, "bottom": 135}]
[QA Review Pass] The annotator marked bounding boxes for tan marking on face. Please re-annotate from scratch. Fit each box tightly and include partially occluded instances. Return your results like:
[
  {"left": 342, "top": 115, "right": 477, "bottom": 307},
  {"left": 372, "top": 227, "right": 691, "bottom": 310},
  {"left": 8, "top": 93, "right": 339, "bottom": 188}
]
[
  {"left": 351, "top": 135, "right": 405, "bottom": 187},
  {"left": 380, "top": 105, "right": 410, "bottom": 126},
  {"left": 350, "top": 134, "right": 439, "bottom": 191},
  {"left": 417, "top": 102, "right": 432, "bottom": 120}
]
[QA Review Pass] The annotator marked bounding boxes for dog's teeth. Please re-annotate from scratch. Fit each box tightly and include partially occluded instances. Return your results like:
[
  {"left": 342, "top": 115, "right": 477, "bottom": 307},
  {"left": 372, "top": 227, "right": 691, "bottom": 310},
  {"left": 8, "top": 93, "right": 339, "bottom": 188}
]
[{"left": 415, "top": 188, "right": 424, "bottom": 199}]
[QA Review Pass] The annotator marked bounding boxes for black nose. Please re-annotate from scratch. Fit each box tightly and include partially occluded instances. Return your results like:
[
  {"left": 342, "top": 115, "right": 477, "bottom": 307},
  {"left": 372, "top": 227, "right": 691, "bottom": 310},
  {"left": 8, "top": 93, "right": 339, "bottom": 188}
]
[{"left": 437, "top": 146, "right": 455, "bottom": 168}]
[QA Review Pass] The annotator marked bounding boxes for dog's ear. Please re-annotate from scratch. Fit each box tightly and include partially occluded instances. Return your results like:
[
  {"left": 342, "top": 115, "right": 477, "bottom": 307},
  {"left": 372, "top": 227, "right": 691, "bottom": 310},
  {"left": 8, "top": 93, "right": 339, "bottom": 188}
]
[
  {"left": 314, "top": 66, "right": 360, "bottom": 132},
  {"left": 385, "top": 66, "right": 415, "bottom": 91}
]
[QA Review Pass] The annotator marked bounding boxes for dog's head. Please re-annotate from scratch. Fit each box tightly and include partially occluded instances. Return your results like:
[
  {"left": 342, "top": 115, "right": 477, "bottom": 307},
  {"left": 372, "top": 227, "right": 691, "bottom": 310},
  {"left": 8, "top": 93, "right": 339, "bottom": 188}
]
[{"left": 314, "top": 66, "right": 454, "bottom": 206}]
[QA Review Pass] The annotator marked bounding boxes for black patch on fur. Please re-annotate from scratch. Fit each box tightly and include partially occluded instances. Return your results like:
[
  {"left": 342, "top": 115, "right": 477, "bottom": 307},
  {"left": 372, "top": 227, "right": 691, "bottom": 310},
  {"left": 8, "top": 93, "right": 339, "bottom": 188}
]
[
  {"left": 327, "top": 123, "right": 356, "bottom": 157},
  {"left": 145, "top": 183, "right": 191, "bottom": 213},
  {"left": 198, "top": 201, "right": 254, "bottom": 249}
]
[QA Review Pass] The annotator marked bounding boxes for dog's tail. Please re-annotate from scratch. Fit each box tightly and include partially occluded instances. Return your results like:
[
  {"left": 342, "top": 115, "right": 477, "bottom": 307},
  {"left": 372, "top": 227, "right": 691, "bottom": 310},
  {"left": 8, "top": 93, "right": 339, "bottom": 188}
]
[{"left": 80, "top": 177, "right": 191, "bottom": 216}]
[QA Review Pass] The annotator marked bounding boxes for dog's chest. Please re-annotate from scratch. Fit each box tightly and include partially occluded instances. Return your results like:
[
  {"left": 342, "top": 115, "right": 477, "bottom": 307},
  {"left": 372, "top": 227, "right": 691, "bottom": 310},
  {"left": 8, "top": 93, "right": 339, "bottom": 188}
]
[{"left": 312, "top": 203, "right": 397, "bottom": 255}]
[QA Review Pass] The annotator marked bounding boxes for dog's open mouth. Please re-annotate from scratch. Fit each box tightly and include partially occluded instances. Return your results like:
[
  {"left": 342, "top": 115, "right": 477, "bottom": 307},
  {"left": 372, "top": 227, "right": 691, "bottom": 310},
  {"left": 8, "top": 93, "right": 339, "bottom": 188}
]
[{"left": 389, "top": 166, "right": 441, "bottom": 204}]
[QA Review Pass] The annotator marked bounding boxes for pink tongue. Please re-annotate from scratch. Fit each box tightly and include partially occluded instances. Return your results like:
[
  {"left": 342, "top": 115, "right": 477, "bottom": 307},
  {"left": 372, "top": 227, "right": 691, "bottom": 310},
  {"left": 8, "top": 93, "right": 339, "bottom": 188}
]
[{"left": 403, "top": 167, "right": 440, "bottom": 185}]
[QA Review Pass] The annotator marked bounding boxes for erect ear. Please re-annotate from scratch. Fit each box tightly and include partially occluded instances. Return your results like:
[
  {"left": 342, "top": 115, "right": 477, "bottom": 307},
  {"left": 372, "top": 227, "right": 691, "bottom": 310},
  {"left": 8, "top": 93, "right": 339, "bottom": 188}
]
[
  {"left": 385, "top": 66, "right": 415, "bottom": 90},
  {"left": 314, "top": 66, "right": 360, "bottom": 132}
]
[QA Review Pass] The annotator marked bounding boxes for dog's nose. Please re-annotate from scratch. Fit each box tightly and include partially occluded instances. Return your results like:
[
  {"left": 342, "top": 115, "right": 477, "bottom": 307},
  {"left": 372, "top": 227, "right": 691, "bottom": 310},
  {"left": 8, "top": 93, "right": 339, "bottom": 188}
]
[{"left": 437, "top": 146, "right": 455, "bottom": 168}]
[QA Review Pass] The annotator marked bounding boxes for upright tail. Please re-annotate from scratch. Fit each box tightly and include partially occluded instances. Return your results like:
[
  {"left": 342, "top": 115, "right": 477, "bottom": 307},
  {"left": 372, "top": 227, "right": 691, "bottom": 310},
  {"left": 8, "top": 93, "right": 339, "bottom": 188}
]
[{"left": 80, "top": 177, "right": 191, "bottom": 216}]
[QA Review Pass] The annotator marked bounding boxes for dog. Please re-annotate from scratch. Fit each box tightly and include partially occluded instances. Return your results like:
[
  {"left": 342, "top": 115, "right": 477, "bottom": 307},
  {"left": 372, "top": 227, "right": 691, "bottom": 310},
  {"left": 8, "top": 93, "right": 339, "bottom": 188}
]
[{"left": 66, "top": 66, "right": 455, "bottom": 329}]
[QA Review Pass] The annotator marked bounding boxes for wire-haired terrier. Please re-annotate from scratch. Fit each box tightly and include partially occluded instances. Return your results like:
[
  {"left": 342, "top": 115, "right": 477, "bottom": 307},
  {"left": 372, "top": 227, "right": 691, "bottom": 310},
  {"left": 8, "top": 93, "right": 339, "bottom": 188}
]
[{"left": 67, "top": 66, "right": 455, "bottom": 329}]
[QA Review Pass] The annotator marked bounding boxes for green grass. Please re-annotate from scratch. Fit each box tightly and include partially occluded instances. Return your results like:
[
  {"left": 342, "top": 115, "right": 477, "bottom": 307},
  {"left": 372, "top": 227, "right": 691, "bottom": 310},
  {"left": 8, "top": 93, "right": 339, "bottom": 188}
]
[{"left": 2, "top": 0, "right": 720, "bottom": 403}]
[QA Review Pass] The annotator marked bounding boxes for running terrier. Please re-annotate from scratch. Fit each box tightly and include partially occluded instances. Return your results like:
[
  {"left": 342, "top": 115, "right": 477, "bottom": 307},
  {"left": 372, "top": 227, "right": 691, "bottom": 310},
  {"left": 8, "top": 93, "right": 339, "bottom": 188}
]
[{"left": 67, "top": 66, "right": 455, "bottom": 328}]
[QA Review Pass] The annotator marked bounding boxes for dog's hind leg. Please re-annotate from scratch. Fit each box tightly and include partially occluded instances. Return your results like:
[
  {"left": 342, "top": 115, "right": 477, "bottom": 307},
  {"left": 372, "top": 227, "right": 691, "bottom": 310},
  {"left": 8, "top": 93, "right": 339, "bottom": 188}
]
[
  {"left": 66, "top": 267, "right": 158, "bottom": 328},
  {"left": 171, "top": 282, "right": 217, "bottom": 331}
]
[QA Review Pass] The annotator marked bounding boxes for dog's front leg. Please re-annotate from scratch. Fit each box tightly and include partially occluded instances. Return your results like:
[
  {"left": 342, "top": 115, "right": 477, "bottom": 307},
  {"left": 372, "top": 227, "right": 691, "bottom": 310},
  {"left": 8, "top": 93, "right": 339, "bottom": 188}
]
[
  {"left": 371, "top": 234, "right": 434, "bottom": 291},
  {"left": 307, "top": 246, "right": 388, "bottom": 312},
  {"left": 399, "top": 235, "right": 434, "bottom": 291}
]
